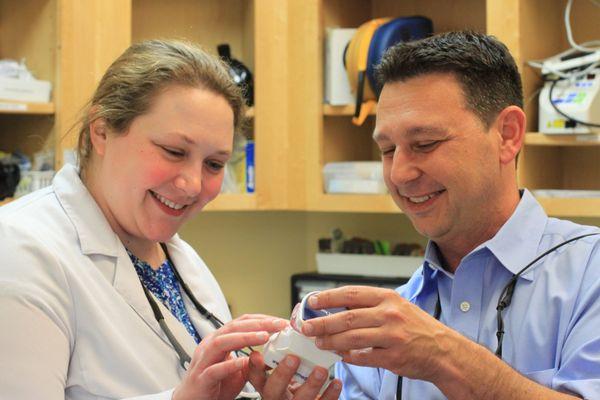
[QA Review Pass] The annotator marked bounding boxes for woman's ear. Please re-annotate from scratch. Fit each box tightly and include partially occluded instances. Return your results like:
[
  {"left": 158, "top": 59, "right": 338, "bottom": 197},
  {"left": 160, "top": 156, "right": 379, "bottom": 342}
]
[
  {"left": 495, "top": 106, "right": 526, "bottom": 165},
  {"left": 89, "top": 117, "right": 109, "bottom": 157}
]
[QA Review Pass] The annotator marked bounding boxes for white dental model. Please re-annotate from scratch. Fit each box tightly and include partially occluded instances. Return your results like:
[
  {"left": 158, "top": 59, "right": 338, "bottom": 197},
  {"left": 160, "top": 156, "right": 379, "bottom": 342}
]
[
  {"left": 262, "top": 327, "right": 342, "bottom": 385},
  {"left": 262, "top": 291, "right": 343, "bottom": 387}
]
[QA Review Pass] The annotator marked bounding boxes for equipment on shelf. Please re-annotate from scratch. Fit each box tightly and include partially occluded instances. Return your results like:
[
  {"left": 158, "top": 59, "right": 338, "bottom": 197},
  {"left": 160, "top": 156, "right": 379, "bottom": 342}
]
[
  {"left": 217, "top": 44, "right": 254, "bottom": 106},
  {"left": 529, "top": 0, "right": 600, "bottom": 134},
  {"left": 538, "top": 60, "right": 600, "bottom": 134},
  {"left": 344, "top": 16, "right": 432, "bottom": 125}
]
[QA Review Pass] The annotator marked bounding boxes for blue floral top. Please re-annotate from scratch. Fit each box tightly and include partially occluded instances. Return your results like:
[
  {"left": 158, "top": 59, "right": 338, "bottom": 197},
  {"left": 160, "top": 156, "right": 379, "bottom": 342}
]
[{"left": 127, "top": 250, "right": 201, "bottom": 344}]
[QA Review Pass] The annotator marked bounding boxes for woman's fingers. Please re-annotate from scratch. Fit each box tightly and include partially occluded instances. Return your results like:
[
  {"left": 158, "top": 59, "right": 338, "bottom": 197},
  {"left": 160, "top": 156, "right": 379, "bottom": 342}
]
[
  {"left": 194, "top": 331, "right": 271, "bottom": 370},
  {"left": 247, "top": 351, "right": 268, "bottom": 392},
  {"left": 260, "top": 355, "right": 301, "bottom": 399}
]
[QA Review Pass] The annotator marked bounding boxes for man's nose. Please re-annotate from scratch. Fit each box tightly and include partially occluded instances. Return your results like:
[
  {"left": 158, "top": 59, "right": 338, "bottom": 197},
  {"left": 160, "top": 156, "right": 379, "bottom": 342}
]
[{"left": 389, "top": 148, "right": 421, "bottom": 186}]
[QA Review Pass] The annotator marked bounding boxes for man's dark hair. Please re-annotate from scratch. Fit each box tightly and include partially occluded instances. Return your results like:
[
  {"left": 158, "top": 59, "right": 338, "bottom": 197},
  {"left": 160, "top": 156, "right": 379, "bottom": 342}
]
[{"left": 375, "top": 31, "right": 523, "bottom": 128}]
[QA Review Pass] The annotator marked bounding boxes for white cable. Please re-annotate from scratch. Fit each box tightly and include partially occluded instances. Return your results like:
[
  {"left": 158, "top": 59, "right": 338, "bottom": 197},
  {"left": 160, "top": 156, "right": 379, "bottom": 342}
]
[
  {"left": 527, "top": 60, "right": 600, "bottom": 79},
  {"left": 565, "top": 0, "right": 600, "bottom": 52}
]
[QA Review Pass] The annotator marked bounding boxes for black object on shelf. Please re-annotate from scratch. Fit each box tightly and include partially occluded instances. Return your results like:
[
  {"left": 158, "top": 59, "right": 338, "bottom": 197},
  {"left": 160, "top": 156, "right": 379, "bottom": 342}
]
[
  {"left": 0, "top": 159, "right": 20, "bottom": 200},
  {"left": 290, "top": 272, "right": 409, "bottom": 312},
  {"left": 217, "top": 43, "right": 254, "bottom": 107}
]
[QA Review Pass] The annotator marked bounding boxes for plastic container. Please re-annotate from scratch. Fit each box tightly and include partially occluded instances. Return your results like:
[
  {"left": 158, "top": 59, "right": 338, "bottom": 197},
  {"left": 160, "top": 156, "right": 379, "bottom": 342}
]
[{"left": 322, "top": 161, "right": 386, "bottom": 194}]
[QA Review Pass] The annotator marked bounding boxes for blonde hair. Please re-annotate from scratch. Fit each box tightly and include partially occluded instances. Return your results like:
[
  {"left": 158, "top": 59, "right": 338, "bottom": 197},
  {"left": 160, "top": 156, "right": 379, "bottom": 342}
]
[{"left": 77, "top": 39, "right": 245, "bottom": 175}]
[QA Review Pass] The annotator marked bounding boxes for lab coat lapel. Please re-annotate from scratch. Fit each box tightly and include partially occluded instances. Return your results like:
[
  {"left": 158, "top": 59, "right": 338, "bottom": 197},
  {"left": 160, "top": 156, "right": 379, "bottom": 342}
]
[
  {"left": 164, "top": 239, "right": 230, "bottom": 339},
  {"left": 112, "top": 246, "right": 167, "bottom": 342},
  {"left": 112, "top": 245, "right": 196, "bottom": 359}
]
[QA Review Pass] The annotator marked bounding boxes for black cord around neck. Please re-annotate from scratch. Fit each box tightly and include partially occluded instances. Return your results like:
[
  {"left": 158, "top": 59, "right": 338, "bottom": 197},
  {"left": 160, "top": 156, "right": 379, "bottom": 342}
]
[{"left": 396, "top": 232, "right": 599, "bottom": 399}]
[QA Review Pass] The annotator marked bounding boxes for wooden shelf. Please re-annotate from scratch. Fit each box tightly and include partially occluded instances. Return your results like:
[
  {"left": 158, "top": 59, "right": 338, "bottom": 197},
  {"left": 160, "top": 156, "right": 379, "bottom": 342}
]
[
  {"left": 307, "top": 193, "right": 400, "bottom": 213},
  {"left": 525, "top": 132, "right": 600, "bottom": 146},
  {"left": 323, "top": 104, "right": 375, "bottom": 117},
  {"left": 536, "top": 197, "right": 600, "bottom": 218},
  {"left": 203, "top": 193, "right": 258, "bottom": 211},
  {"left": 0, "top": 101, "right": 55, "bottom": 115}
]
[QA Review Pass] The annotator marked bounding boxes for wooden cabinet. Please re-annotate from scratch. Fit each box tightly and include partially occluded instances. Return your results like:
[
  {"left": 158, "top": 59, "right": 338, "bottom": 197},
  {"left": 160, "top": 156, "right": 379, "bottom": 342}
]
[
  {"left": 0, "top": 0, "right": 129, "bottom": 195},
  {"left": 289, "top": 0, "right": 600, "bottom": 217},
  {"left": 2, "top": 0, "right": 599, "bottom": 217}
]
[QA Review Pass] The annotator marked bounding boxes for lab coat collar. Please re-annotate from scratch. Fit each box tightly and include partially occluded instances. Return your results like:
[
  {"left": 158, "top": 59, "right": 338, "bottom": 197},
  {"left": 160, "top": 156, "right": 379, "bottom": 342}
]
[
  {"left": 53, "top": 164, "right": 196, "bottom": 357},
  {"left": 53, "top": 164, "right": 121, "bottom": 257}
]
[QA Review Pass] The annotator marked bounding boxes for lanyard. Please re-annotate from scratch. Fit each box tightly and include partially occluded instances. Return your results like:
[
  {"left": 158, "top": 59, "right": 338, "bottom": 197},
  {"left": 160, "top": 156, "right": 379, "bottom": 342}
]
[
  {"left": 396, "top": 232, "right": 599, "bottom": 399},
  {"left": 138, "top": 243, "right": 226, "bottom": 370}
]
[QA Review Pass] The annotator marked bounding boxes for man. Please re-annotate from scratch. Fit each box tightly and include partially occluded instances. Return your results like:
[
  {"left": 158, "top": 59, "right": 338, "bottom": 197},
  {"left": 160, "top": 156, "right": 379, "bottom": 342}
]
[{"left": 300, "top": 31, "right": 600, "bottom": 399}]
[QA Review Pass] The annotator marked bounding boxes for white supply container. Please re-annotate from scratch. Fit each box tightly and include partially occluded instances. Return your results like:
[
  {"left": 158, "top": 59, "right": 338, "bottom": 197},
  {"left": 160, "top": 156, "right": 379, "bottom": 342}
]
[
  {"left": 0, "top": 76, "right": 52, "bottom": 103},
  {"left": 324, "top": 28, "right": 357, "bottom": 105},
  {"left": 316, "top": 253, "right": 422, "bottom": 278},
  {"left": 323, "top": 161, "right": 386, "bottom": 194}
]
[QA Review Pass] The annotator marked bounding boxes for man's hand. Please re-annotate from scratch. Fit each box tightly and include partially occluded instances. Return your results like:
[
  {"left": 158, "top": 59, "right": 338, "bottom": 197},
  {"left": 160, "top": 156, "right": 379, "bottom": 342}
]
[{"left": 300, "top": 286, "right": 459, "bottom": 382}]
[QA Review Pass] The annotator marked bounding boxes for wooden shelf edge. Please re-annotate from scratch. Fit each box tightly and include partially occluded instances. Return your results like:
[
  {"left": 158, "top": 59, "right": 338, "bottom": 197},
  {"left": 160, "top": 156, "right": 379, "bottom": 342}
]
[
  {"left": 323, "top": 104, "right": 375, "bottom": 117},
  {"left": 0, "top": 100, "right": 55, "bottom": 115},
  {"left": 307, "top": 193, "right": 402, "bottom": 213},
  {"left": 525, "top": 132, "right": 600, "bottom": 146},
  {"left": 203, "top": 193, "right": 258, "bottom": 211},
  {"left": 536, "top": 197, "right": 600, "bottom": 218}
]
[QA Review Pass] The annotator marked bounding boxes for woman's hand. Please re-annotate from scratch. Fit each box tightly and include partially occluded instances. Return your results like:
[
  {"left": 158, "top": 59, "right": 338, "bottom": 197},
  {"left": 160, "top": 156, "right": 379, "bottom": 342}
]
[
  {"left": 248, "top": 351, "right": 342, "bottom": 400},
  {"left": 172, "top": 314, "right": 287, "bottom": 400}
]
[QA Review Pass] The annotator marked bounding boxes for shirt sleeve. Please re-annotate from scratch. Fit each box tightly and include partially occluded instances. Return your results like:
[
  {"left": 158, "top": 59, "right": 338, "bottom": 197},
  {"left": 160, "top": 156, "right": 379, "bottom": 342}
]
[
  {"left": 335, "top": 361, "right": 381, "bottom": 399},
  {"left": 553, "top": 241, "right": 600, "bottom": 398}
]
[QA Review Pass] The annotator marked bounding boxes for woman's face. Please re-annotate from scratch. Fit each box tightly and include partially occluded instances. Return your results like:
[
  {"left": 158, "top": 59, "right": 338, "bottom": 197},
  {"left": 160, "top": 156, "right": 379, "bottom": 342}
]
[{"left": 91, "top": 85, "right": 234, "bottom": 247}]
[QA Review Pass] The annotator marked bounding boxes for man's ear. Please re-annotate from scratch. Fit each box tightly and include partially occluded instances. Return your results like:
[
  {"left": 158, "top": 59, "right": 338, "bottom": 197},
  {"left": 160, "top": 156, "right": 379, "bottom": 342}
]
[
  {"left": 495, "top": 106, "right": 526, "bottom": 165},
  {"left": 89, "top": 117, "right": 109, "bottom": 157}
]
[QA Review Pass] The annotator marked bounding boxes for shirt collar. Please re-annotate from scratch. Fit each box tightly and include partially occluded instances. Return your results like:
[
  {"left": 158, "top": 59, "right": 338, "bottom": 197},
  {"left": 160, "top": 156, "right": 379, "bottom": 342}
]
[
  {"left": 483, "top": 189, "right": 548, "bottom": 280},
  {"left": 414, "top": 189, "right": 548, "bottom": 298}
]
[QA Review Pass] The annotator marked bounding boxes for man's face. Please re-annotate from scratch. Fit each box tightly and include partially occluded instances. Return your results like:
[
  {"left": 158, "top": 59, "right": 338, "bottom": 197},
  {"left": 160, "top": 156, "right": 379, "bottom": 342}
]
[{"left": 374, "top": 73, "right": 505, "bottom": 247}]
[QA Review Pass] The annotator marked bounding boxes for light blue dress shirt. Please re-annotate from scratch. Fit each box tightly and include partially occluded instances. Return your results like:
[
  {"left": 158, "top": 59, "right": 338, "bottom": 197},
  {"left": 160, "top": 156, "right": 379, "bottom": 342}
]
[{"left": 336, "top": 190, "right": 600, "bottom": 399}]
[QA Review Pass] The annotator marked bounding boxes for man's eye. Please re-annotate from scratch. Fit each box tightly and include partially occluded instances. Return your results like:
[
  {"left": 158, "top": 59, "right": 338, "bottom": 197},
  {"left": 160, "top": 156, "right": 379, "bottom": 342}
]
[{"left": 413, "top": 141, "right": 440, "bottom": 152}]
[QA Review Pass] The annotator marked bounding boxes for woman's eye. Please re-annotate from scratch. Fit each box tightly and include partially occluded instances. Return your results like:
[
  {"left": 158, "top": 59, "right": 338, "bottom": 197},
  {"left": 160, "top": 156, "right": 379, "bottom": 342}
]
[
  {"left": 162, "top": 146, "right": 185, "bottom": 158},
  {"left": 205, "top": 160, "right": 225, "bottom": 172},
  {"left": 380, "top": 147, "right": 395, "bottom": 157}
]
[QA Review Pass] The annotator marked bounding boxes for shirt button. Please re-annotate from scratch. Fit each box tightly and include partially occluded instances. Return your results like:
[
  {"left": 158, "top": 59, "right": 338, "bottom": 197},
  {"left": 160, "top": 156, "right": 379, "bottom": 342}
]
[{"left": 459, "top": 301, "right": 471, "bottom": 312}]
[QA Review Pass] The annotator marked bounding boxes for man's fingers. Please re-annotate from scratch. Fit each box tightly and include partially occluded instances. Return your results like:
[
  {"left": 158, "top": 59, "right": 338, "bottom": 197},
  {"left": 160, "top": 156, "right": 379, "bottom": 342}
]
[
  {"left": 314, "top": 327, "right": 386, "bottom": 351},
  {"left": 307, "top": 286, "right": 390, "bottom": 310},
  {"left": 301, "top": 307, "right": 379, "bottom": 337}
]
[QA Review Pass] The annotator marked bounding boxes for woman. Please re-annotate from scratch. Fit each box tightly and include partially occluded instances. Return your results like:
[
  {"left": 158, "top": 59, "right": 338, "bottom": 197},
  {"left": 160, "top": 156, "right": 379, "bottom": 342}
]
[{"left": 0, "top": 40, "right": 340, "bottom": 400}]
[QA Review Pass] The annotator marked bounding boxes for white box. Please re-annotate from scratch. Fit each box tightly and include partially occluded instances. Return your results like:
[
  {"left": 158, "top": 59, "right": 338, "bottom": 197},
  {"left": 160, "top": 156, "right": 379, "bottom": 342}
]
[
  {"left": 324, "top": 28, "right": 356, "bottom": 105},
  {"left": 323, "top": 161, "right": 387, "bottom": 194},
  {"left": 316, "top": 253, "right": 422, "bottom": 278},
  {"left": 0, "top": 76, "right": 52, "bottom": 103}
]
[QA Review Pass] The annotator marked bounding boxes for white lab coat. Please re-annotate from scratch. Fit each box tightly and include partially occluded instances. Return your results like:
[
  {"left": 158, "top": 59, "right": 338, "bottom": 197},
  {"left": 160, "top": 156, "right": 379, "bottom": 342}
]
[{"left": 0, "top": 164, "right": 232, "bottom": 399}]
